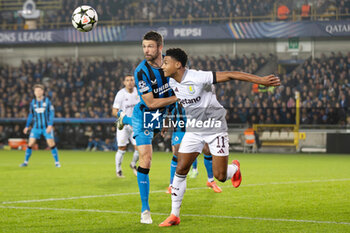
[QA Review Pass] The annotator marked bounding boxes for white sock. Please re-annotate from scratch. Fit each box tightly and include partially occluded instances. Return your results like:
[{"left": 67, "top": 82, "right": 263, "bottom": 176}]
[
  {"left": 131, "top": 150, "right": 139, "bottom": 167},
  {"left": 115, "top": 150, "right": 126, "bottom": 172},
  {"left": 171, "top": 173, "right": 187, "bottom": 217},
  {"left": 226, "top": 164, "right": 238, "bottom": 181}
]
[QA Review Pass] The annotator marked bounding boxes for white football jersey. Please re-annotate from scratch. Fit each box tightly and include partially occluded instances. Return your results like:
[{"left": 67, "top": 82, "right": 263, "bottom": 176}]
[
  {"left": 169, "top": 69, "right": 227, "bottom": 133},
  {"left": 113, "top": 87, "right": 140, "bottom": 117}
]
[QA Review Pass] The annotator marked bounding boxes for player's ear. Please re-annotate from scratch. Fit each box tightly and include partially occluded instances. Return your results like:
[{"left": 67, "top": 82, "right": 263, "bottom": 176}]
[{"left": 175, "top": 61, "right": 181, "bottom": 69}]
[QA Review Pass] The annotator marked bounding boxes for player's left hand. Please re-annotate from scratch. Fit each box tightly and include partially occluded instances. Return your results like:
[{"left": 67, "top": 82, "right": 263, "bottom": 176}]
[
  {"left": 46, "top": 126, "right": 53, "bottom": 134},
  {"left": 260, "top": 75, "right": 281, "bottom": 86}
]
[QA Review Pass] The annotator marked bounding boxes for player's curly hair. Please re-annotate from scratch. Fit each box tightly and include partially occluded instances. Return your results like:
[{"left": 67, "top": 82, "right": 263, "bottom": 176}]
[
  {"left": 143, "top": 31, "right": 163, "bottom": 47},
  {"left": 165, "top": 48, "right": 188, "bottom": 67}
]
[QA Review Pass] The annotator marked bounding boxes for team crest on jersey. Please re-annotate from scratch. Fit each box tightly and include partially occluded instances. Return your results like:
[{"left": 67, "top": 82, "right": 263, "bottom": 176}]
[
  {"left": 43, "top": 102, "right": 47, "bottom": 107},
  {"left": 188, "top": 85, "right": 195, "bottom": 94}
]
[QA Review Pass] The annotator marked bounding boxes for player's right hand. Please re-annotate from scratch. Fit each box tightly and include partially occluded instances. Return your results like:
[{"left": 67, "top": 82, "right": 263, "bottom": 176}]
[
  {"left": 23, "top": 127, "right": 29, "bottom": 134},
  {"left": 260, "top": 75, "right": 281, "bottom": 87}
]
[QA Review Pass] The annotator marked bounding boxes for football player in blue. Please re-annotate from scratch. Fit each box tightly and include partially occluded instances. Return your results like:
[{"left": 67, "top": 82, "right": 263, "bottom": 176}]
[
  {"left": 20, "top": 84, "right": 60, "bottom": 168},
  {"left": 119, "top": 31, "right": 178, "bottom": 224}
]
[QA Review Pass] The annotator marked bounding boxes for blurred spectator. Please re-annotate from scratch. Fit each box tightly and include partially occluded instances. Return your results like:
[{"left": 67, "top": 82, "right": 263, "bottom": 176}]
[
  {"left": 277, "top": 4, "right": 290, "bottom": 20},
  {"left": 301, "top": 1, "right": 311, "bottom": 20}
]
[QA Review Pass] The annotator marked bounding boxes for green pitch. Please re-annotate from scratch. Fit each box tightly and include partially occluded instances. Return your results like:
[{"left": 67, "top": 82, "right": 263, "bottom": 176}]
[{"left": 1, "top": 150, "right": 350, "bottom": 233}]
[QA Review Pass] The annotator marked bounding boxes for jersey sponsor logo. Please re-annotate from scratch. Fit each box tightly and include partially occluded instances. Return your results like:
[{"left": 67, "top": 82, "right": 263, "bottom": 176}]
[
  {"left": 188, "top": 85, "right": 195, "bottom": 94},
  {"left": 179, "top": 96, "right": 201, "bottom": 106},
  {"left": 138, "top": 80, "right": 149, "bottom": 93},
  {"left": 153, "top": 83, "right": 171, "bottom": 95},
  {"left": 35, "top": 107, "right": 45, "bottom": 113},
  {"left": 125, "top": 104, "right": 136, "bottom": 109},
  {"left": 175, "top": 87, "right": 179, "bottom": 92}
]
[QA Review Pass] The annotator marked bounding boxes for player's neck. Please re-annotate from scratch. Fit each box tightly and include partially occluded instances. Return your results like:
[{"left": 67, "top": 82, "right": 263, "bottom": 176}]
[
  {"left": 36, "top": 96, "right": 44, "bottom": 101},
  {"left": 125, "top": 87, "right": 133, "bottom": 93},
  {"left": 173, "top": 68, "right": 186, "bottom": 83}
]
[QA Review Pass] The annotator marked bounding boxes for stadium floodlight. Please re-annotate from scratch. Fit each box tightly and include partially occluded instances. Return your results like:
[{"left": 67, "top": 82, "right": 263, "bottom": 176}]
[{"left": 18, "top": 0, "right": 40, "bottom": 19}]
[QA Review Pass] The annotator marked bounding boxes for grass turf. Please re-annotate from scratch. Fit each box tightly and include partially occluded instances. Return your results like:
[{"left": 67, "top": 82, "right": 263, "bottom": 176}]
[{"left": 1, "top": 150, "right": 350, "bottom": 233}]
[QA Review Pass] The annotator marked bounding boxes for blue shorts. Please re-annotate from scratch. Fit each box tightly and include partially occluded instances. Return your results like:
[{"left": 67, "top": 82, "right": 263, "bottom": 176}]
[
  {"left": 132, "top": 104, "right": 164, "bottom": 146},
  {"left": 29, "top": 128, "right": 54, "bottom": 140},
  {"left": 172, "top": 131, "right": 185, "bottom": 146}
]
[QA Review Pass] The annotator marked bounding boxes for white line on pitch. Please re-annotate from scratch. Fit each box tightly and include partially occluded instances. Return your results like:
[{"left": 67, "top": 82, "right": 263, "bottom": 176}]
[
  {"left": 2, "top": 178, "right": 350, "bottom": 205},
  {"left": 1, "top": 206, "right": 349, "bottom": 226}
]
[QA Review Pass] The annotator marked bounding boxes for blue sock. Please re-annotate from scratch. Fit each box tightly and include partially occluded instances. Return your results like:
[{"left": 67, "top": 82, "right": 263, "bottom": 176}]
[
  {"left": 170, "top": 155, "right": 178, "bottom": 185},
  {"left": 204, "top": 154, "right": 214, "bottom": 180},
  {"left": 51, "top": 146, "right": 59, "bottom": 163},
  {"left": 192, "top": 158, "right": 198, "bottom": 169},
  {"left": 122, "top": 116, "right": 132, "bottom": 126},
  {"left": 137, "top": 167, "right": 150, "bottom": 212},
  {"left": 24, "top": 147, "right": 32, "bottom": 162}
]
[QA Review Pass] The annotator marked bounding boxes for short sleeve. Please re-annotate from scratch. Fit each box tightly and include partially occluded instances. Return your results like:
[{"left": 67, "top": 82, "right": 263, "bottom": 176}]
[
  {"left": 135, "top": 69, "right": 152, "bottom": 95},
  {"left": 113, "top": 92, "right": 122, "bottom": 109},
  {"left": 192, "top": 70, "right": 216, "bottom": 85}
]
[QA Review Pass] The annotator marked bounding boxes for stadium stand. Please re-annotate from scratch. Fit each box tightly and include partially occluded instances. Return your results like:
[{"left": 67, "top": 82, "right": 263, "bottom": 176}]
[{"left": 1, "top": 51, "right": 350, "bottom": 148}]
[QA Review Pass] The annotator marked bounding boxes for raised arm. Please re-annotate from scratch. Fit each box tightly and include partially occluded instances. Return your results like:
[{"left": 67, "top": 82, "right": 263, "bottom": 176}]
[
  {"left": 142, "top": 92, "right": 178, "bottom": 110},
  {"left": 216, "top": 71, "right": 280, "bottom": 86}
]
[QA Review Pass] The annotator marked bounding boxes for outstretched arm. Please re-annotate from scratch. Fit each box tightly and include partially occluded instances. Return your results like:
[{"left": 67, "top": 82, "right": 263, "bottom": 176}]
[
  {"left": 142, "top": 92, "right": 178, "bottom": 110},
  {"left": 216, "top": 71, "right": 280, "bottom": 86}
]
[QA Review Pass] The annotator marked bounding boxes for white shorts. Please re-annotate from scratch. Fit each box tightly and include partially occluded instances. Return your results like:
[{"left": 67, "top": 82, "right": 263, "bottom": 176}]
[
  {"left": 116, "top": 125, "right": 136, "bottom": 147},
  {"left": 178, "top": 131, "right": 229, "bottom": 156}
]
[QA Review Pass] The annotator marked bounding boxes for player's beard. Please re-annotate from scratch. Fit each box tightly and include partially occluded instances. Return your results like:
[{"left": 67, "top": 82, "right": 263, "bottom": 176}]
[{"left": 145, "top": 50, "right": 160, "bottom": 63}]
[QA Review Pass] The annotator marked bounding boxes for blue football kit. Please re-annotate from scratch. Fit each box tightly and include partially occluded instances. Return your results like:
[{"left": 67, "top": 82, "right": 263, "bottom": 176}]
[
  {"left": 133, "top": 59, "right": 175, "bottom": 146},
  {"left": 21, "top": 96, "right": 60, "bottom": 167},
  {"left": 26, "top": 97, "right": 55, "bottom": 139}
]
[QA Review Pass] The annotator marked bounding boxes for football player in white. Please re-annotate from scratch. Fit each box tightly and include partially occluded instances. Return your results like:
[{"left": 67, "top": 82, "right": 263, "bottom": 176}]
[
  {"left": 112, "top": 75, "right": 140, "bottom": 177},
  {"left": 159, "top": 48, "right": 280, "bottom": 226}
]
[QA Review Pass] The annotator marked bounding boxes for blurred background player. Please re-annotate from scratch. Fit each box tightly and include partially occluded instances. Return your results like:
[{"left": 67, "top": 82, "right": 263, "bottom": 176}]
[
  {"left": 20, "top": 84, "right": 60, "bottom": 168},
  {"left": 121, "top": 31, "right": 178, "bottom": 224},
  {"left": 166, "top": 103, "right": 221, "bottom": 193},
  {"left": 159, "top": 48, "right": 280, "bottom": 226},
  {"left": 112, "top": 75, "right": 140, "bottom": 178}
]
